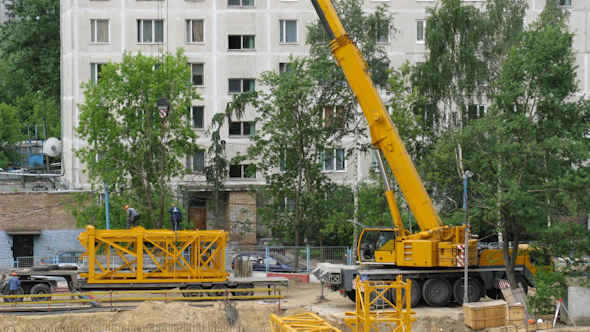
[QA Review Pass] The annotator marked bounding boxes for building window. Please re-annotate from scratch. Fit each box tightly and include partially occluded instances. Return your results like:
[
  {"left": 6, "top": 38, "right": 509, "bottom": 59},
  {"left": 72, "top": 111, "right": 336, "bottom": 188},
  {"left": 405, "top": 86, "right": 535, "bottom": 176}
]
[
  {"left": 416, "top": 20, "right": 426, "bottom": 43},
  {"left": 90, "top": 19, "right": 109, "bottom": 43},
  {"left": 279, "top": 20, "right": 297, "bottom": 43},
  {"left": 229, "top": 164, "right": 256, "bottom": 179},
  {"left": 188, "top": 150, "right": 206, "bottom": 173},
  {"left": 90, "top": 63, "right": 105, "bottom": 84},
  {"left": 191, "top": 63, "right": 204, "bottom": 86},
  {"left": 463, "top": 105, "right": 486, "bottom": 125},
  {"left": 191, "top": 106, "right": 204, "bottom": 129},
  {"left": 321, "top": 107, "right": 344, "bottom": 127},
  {"left": 323, "top": 148, "right": 346, "bottom": 172},
  {"left": 229, "top": 79, "right": 255, "bottom": 93},
  {"left": 229, "top": 121, "right": 255, "bottom": 136},
  {"left": 186, "top": 20, "right": 204, "bottom": 43},
  {"left": 279, "top": 63, "right": 292, "bottom": 74},
  {"left": 228, "top": 0, "right": 255, "bottom": 6},
  {"left": 228, "top": 35, "right": 255, "bottom": 50},
  {"left": 137, "top": 19, "right": 164, "bottom": 43},
  {"left": 558, "top": 0, "right": 572, "bottom": 6}
]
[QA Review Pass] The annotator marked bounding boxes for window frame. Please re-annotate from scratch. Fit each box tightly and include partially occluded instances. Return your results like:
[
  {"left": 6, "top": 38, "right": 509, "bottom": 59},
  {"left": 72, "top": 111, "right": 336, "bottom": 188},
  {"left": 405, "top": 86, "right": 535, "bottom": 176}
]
[
  {"left": 186, "top": 19, "right": 204, "bottom": 44},
  {"left": 229, "top": 164, "right": 256, "bottom": 179},
  {"left": 323, "top": 148, "right": 346, "bottom": 172},
  {"left": 189, "top": 150, "right": 206, "bottom": 173},
  {"left": 279, "top": 63, "right": 292, "bottom": 75},
  {"left": 90, "top": 19, "right": 109, "bottom": 44},
  {"left": 279, "top": 20, "right": 298, "bottom": 44},
  {"left": 191, "top": 106, "right": 204, "bottom": 129},
  {"left": 137, "top": 19, "right": 165, "bottom": 44},
  {"left": 90, "top": 63, "right": 105, "bottom": 84},
  {"left": 416, "top": 20, "right": 426, "bottom": 44},
  {"left": 228, "top": 121, "right": 255, "bottom": 136},
  {"left": 228, "top": 0, "right": 255, "bottom": 7},
  {"left": 228, "top": 79, "right": 255, "bottom": 94},
  {"left": 228, "top": 35, "right": 256, "bottom": 50},
  {"left": 190, "top": 63, "right": 204, "bottom": 86},
  {"left": 558, "top": 0, "right": 572, "bottom": 6}
]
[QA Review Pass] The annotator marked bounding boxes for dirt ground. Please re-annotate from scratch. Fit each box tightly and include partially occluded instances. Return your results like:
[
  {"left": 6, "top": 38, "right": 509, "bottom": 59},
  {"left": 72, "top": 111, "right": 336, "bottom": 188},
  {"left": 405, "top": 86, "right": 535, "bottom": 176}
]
[{"left": 0, "top": 280, "right": 585, "bottom": 332}]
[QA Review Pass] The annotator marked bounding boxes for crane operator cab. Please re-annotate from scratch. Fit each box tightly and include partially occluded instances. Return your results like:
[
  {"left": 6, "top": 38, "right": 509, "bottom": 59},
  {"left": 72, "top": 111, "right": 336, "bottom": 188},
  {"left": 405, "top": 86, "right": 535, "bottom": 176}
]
[{"left": 359, "top": 229, "right": 396, "bottom": 264}]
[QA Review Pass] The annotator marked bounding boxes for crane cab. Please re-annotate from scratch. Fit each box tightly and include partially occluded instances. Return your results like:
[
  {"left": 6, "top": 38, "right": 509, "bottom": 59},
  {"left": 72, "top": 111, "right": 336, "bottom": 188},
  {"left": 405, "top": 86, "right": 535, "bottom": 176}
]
[{"left": 358, "top": 228, "right": 398, "bottom": 265}]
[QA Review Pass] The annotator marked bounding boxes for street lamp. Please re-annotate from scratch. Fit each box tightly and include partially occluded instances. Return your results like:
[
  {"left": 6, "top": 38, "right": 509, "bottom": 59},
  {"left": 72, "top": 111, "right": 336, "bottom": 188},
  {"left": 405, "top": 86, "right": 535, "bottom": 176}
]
[{"left": 463, "top": 170, "right": 474, "bottom": 304}]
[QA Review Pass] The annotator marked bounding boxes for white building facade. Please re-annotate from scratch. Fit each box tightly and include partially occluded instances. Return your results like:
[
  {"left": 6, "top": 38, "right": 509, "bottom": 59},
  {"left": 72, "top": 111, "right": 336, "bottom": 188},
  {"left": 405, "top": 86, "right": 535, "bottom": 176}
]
[{"left": 61, "top": 0, "right": 589, "bottom": 240}]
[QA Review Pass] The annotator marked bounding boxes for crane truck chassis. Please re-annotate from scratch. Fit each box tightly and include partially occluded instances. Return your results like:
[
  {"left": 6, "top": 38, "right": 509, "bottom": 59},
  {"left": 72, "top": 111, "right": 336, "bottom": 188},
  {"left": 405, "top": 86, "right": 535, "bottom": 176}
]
[{"left": 2, "top": 226, "right": 289, "bottom": 301}]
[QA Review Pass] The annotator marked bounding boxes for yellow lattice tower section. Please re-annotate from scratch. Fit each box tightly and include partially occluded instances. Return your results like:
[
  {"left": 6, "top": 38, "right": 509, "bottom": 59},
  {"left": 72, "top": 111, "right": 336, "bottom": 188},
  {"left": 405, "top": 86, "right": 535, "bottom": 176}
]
[
  {"left": 270, "top": 312, "right": 342, "bottom": 332},
  {"left": 78, "top": 226, "right": 229, "bottom": 283},
  {"left": 345, "top": 275, "right": 416, "bottom": 332}
]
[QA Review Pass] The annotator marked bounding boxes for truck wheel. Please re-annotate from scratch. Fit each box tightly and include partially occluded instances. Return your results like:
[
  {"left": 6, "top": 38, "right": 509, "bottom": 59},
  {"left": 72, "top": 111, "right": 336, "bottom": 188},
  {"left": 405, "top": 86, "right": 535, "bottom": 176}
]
[
  {"left": 30, "top": 284, "right": 52, "bottom": 302},
  {"left": 486, "top": 288, "right": 502, "bottom": 300},
  {"left": 209, "top": 284, "right": 228, "bottom": 297},
  {"left": 422, "top": 278, "right": 452, "bottom": 307},
  {"left": 2, "top": 286, "right": 24, "bottom": 303},
  {"left": 453, "top": 278, "right": 482, "bottom": 304},
  {"left": 346, "top": 290, "right": 356, "bottom": 302},
  {"left": 390, "top": 279, "right": 422, "bottom": 307},
  {"left": 516, "top": 276, "right": 528, "bottom": 294},
  {"left": 184, "top": 285, "right": 203, "bottom": 299},
  {"left": 232, "top": 284, "right": 254, "bottom": 297}
]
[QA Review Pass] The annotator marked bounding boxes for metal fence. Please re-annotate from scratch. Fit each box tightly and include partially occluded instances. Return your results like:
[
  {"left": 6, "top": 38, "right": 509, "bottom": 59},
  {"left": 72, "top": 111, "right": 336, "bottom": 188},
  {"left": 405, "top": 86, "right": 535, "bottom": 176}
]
[
  {"left": 226, "top": 245, "right": 353, "bottom": 273},
  {"left": 12, "top": 256, "right": 53, "bottom": 268},
  {"left": 12, "top": 246, "right": 354, "bottom": 272}
]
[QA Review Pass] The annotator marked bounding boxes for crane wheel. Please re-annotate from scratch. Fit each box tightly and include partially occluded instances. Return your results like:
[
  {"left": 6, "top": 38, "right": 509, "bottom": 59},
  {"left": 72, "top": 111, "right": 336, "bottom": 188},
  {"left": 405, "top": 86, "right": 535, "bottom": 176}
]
[
  {"left": 453, "top": 278, "right": 482, "bottom": 304},
  {"left": 30, "top": 284, "right": 52, "bottom": 302},
  {"left": 422, "top": 278, "right": 452, "bottom": 307},
  {"left": 184, "top": 285, "right": 203, "bottom": 299},
  {"left": 516, "top": 276, "right": 528, "bottom": 294},
  {"left": 390, "top": 279, "right": 422, "bottom": 307},
  {"left": 346, "top": 290, "right": 356, "bottom": 302}
]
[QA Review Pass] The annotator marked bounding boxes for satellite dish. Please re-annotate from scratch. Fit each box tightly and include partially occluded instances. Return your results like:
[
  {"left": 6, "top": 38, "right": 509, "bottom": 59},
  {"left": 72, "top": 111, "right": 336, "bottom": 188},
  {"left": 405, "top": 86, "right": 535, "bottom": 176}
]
[{"left": 44, "top": 137, "right": 62, "bottom": 157}]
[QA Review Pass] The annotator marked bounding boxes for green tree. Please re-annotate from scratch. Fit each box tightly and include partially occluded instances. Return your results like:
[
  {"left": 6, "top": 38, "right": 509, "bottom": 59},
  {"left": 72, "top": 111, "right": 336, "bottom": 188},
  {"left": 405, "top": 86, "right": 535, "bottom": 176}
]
[
  {"left": 75, "top": 49, "right": 201, "bottom": 229},
  {"left": 0, "top": 103, "right": 23, "bottom": 168},
  {"left": 0, "top": 0, "right": 60, "bottom": 102},
  {"left": 425, "top": 3, "right": 590, "bottom": 290},
  {"left": 15, "top": 92, "right": 60, "bottom": 139},
  {"left": 243, "top": 57, "right": 354, "bottom": 251}
]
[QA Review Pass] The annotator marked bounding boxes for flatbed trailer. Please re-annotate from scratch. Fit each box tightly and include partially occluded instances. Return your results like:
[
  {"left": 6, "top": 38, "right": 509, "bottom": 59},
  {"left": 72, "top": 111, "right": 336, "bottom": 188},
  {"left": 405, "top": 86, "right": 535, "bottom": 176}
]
[{"left": 2, "top": 268, "right": 288, "bottom": 300}]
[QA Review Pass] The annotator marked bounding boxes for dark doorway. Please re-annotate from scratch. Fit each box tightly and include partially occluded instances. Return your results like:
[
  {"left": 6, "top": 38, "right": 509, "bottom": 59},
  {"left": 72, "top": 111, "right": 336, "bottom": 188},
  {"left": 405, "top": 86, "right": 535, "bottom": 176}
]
[
  {"left": 189, "top": 196, "right": 207, "bottom": 230},
  {"left": 12, "top": 235, "right": 34, "bottom": 260}
]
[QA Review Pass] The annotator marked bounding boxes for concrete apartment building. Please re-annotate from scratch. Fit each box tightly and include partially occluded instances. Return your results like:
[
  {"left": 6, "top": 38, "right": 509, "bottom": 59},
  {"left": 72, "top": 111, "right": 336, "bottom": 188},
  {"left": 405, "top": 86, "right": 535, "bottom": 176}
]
[{"left": 60, "top": 0, "right": 589, "bottom": 240}]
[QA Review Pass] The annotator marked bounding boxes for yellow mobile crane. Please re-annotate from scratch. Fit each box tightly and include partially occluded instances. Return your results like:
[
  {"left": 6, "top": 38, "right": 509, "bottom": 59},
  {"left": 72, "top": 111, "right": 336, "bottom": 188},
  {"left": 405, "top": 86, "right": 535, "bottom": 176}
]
[{"left": 310, "top": 0, "right": 543, "bottom": 307}]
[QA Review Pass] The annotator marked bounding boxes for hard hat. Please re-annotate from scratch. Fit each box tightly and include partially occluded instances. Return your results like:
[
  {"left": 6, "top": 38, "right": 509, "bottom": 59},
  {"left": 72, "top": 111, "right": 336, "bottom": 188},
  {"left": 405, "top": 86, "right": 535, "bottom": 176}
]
[
  {"left": 11, "top": 273, "right": 16, "bottom": 276},
  {"left": 125, "top": 205, "right": 129, "bottom": 210}
]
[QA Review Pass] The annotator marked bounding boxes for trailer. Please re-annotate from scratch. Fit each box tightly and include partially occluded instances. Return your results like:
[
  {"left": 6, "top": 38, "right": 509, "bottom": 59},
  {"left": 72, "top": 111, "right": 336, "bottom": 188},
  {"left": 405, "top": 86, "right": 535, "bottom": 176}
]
[{"left": 1, "top": 226, "right": 289, "bottom": 301}]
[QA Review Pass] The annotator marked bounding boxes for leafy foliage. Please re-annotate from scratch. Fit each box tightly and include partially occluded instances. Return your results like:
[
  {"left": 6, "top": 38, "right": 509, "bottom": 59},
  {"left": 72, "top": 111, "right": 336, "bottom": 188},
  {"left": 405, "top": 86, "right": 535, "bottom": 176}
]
[
  {"left": 75, "top": 49, "right": 201, "bottom": 229},
  {"left": 422, "top": 2, "right": 589, "bottom": 289},
  {"left": 0, "top": 0, "right": 60, "bottom": 102},
  {"left": 0, "top": 103, "right": 23, "bottom": 168}
]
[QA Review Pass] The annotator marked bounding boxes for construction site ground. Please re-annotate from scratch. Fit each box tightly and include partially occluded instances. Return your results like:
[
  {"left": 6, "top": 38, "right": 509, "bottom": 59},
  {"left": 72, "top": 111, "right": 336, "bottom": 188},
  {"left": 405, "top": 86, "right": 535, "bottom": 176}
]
[{"left": 0, "top": 279, "right": 587, "bottom": 332}]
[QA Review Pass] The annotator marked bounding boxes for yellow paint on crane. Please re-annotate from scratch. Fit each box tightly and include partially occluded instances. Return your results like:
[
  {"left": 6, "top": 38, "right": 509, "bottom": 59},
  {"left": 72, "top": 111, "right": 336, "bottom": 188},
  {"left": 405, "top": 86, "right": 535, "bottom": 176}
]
[
  {"left": 78, "top": 225, "right": 229, "bottom": 283},
  {"left": 270, "top": 312, "right": 342, "bottom": 332}
]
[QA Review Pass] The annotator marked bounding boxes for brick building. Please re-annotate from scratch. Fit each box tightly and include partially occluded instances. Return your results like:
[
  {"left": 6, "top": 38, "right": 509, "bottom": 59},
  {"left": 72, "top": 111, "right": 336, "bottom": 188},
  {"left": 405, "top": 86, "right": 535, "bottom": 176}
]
[{"left": 0, "top": 191, "right": 87, "bottom": 269}]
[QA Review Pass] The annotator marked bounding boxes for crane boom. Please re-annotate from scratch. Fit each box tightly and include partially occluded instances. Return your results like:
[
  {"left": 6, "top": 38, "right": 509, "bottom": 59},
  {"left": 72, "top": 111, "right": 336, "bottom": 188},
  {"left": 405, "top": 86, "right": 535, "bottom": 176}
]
[{"left": 311, "top": 0, "right": 443, "bottom": 232}]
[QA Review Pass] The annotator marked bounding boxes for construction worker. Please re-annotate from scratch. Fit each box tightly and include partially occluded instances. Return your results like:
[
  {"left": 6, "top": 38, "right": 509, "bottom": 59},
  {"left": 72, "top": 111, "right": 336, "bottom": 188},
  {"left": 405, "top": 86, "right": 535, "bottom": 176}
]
[
  {"left": 125, "top": 205, "right": 140, "bottom": 229},
  {"left": 167, "top": 204, "right": 182, "bottom": 232},
  {"left": 7, "top": 272, "right": 20, "bottom": 302}
]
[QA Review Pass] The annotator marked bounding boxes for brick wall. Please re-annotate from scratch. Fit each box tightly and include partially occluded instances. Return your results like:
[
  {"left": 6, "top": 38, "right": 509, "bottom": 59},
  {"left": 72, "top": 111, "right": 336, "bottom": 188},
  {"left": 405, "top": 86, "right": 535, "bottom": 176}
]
[
  {"left": 0, "top": 192, "right": 81, "bottom": 231},
  {"left": 225, "top": 191, "right": 256, "bottom": 244}
]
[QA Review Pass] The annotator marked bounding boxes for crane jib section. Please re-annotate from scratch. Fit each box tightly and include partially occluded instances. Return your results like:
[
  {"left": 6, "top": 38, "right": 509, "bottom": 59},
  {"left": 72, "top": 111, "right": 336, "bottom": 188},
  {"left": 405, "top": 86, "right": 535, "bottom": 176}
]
[{"left": 78, "top": 226, "right": 229, "bottom": 283}]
